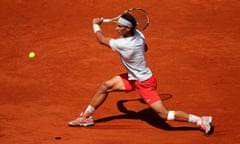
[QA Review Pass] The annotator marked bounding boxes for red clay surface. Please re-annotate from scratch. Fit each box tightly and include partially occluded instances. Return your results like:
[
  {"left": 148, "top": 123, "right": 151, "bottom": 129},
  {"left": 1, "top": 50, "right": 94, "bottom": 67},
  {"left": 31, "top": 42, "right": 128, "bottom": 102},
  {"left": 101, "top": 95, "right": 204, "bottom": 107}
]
[{"left": 1, "top": 0, "right": 240, "bottom": 143}]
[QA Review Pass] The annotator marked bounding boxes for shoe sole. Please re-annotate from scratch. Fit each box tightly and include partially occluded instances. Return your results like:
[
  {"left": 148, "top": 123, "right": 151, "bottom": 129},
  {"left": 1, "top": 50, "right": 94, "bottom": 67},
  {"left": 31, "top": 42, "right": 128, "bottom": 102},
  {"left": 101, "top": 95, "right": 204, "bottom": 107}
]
[
  {"left": 80, "top": 122, "right": 95, "bottom": 127},
  {"left": 68, "top": 122, "right": 95, "bottom": 127}
]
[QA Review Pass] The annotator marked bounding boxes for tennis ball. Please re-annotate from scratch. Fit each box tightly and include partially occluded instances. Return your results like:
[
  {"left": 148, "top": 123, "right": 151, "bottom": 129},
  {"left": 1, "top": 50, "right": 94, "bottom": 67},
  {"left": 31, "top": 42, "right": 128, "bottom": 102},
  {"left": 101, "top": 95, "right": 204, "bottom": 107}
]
[{"left": 28, "top": 51, "right": 36, "bottom": 59}]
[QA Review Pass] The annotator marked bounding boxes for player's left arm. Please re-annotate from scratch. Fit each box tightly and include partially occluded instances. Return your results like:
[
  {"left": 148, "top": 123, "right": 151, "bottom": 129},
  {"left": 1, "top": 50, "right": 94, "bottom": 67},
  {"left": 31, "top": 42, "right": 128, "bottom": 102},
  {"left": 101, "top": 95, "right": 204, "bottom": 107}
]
[{"left": 93, "top": 18, "right": 112, "bottom": 47}]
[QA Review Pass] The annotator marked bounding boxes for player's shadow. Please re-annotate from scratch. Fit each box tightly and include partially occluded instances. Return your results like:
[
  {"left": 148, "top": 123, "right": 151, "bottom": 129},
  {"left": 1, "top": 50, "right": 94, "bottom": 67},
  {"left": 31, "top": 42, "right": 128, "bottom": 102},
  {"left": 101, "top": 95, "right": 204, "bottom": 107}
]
[{"left": 95, "top": 94, "right": 200, "bottom": 131}]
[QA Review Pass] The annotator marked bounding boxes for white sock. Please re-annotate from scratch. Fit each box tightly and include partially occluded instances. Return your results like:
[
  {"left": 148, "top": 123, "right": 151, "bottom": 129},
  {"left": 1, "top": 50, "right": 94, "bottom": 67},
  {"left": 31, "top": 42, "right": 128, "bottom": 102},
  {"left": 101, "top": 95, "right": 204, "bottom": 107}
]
[
  {"left": 188, "top": 114, "right": 201, "bottom": 125},
  {"left": 84, "top": 105, "right": 95, "bottom": 115}
]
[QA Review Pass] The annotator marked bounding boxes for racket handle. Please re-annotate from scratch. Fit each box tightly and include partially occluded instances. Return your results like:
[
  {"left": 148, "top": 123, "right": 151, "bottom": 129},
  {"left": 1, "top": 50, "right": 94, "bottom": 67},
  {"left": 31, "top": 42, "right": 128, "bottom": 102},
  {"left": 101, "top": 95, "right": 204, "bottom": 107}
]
[{"left": 103, "top": 19, "right": 112, "bottom": 23}]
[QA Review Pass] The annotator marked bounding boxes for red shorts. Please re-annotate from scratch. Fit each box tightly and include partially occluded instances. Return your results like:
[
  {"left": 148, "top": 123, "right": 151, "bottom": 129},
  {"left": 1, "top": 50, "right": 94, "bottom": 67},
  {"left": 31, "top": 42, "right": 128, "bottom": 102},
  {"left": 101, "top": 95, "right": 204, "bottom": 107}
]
[{"left": 120, "top": 73, "right": 161, "bottom": 105}]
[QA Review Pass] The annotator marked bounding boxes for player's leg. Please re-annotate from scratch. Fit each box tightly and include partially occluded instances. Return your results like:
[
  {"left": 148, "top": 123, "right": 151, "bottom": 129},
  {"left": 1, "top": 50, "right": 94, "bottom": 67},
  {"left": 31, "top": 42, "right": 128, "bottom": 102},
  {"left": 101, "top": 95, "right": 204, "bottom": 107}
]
[
  {"left": 150, "top": 100, "right": 189, "bottom": 121},
  {"left": 150, "top": 100, "right": 213, "bottom": 134},
  {"left": 68, "top": 74, "right": 129, "bottom": 126},
  {"left": 135, "top": 76, "right": 213, "bottom": 134},
  {"left": 83, "top": 75, "right": 126, "bottom": 117}
]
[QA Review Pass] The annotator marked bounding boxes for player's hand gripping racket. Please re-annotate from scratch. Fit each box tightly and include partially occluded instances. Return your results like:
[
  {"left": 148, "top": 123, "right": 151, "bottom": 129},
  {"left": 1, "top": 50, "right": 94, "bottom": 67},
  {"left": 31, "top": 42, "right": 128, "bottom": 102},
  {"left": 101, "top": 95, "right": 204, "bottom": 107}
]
[{"left": 103, "top": 8, "right": 150, "bottom": 31}]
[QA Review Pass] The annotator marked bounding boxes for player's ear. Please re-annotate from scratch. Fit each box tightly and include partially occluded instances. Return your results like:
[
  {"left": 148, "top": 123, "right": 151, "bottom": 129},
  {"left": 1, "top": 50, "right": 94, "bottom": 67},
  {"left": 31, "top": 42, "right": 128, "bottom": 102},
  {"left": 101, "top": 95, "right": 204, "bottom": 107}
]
[{"left": 126, "top": 27, "right": 132, "bottom": 32}]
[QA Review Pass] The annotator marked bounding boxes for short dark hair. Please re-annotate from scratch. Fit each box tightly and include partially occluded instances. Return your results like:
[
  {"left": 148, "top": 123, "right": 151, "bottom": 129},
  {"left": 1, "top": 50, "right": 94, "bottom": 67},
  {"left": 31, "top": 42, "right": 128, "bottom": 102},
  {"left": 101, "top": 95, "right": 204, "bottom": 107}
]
[{"left": 121, "top": 13, "right": 137, "bottom": 28}]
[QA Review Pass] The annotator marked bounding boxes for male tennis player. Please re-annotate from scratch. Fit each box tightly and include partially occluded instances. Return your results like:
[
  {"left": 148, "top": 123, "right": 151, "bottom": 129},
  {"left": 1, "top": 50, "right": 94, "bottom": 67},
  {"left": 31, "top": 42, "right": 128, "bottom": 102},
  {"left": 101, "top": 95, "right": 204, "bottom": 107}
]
[{"left": 68, "top": 13, "right": 213, "bottom": 134}]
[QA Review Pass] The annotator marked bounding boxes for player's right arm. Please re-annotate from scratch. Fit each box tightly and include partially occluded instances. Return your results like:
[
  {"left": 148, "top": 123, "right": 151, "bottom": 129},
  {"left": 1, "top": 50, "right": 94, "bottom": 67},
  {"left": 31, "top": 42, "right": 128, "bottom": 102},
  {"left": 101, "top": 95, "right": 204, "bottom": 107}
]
[{"left": 92, "top": 18, "right": 112, "bottom": 47}]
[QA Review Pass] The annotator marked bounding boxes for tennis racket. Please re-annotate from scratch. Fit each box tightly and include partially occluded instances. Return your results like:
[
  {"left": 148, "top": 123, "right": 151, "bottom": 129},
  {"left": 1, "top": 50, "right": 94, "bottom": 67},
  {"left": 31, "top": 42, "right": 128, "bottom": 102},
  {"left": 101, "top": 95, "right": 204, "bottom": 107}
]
[{"left": 103, "top": 8, "right": 150, "bottom": 31}]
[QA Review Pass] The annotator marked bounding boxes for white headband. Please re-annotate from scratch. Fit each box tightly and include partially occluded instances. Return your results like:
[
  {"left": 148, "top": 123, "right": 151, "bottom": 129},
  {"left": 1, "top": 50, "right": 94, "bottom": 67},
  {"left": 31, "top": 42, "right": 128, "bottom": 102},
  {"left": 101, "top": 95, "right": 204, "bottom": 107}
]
[{"left": 117, "top": 17, "right": 133, "bottom": 27}]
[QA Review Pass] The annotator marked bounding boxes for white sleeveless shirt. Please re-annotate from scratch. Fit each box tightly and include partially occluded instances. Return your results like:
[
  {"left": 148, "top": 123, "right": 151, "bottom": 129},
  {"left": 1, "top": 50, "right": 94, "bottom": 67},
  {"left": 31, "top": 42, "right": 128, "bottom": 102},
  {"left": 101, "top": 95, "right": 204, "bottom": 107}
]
[{"left": 109, "top": 30, "right": 152, "bottom": 81}]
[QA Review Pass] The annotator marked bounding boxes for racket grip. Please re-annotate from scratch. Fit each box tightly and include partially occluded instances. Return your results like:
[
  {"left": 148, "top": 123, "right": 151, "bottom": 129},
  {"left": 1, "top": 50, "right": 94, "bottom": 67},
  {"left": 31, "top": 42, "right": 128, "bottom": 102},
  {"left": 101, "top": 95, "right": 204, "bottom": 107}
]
[{"left": 103, "top": 19, "right": 112, "bottom": 23}]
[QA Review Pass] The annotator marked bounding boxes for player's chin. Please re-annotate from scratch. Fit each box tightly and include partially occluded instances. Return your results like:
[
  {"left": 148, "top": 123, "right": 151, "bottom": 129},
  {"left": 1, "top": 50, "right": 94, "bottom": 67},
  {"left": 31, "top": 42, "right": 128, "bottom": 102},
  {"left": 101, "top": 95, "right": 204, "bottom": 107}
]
[
  {"left": 116, "top": 30, "right": 122, "bottom": 35},
  {"left": 116, "top": 31, "right": 121, "bottom": 35}
]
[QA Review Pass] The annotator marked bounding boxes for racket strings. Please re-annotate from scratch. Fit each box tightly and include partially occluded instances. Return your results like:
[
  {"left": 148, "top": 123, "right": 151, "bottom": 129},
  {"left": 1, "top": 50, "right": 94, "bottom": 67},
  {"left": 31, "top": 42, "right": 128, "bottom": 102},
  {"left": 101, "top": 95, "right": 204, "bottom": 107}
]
[{"left": 126, "top": 9, "right": 150, "bottom": 30}]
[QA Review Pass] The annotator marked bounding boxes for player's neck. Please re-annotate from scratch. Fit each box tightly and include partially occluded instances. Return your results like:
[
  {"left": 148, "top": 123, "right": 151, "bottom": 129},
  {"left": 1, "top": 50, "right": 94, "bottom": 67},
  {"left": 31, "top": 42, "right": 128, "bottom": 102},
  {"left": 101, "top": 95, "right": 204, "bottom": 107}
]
[{"left": 122, "top": 32, "right": 134, "bottom": 37}]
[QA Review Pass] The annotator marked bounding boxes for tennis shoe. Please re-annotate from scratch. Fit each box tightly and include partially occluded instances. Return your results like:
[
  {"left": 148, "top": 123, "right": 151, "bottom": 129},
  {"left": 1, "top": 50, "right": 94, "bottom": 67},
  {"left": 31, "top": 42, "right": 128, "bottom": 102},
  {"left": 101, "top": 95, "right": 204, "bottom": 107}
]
[
  {"left": 199, "top": 116, "right": 212, "bottom": 134},
  {"left": 68, "top": 113, "right": 95, "bottom": 127}
]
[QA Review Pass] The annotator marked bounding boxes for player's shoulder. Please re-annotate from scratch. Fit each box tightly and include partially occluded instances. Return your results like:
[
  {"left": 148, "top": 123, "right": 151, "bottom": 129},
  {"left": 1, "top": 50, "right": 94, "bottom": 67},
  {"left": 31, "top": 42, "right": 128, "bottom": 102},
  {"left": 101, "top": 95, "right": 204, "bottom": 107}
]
[{"left": 134, "top": 29, "right": 145, "bottom": 39}]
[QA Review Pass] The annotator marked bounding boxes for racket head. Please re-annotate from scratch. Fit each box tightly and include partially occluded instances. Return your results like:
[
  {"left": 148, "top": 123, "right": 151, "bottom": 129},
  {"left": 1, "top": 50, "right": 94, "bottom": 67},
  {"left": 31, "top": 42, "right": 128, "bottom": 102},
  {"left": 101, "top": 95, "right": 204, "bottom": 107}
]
[
  {"left": 124, "top": 8, "right": 150, "bottom": 31},
  {"left": 103, "top": 8, "right": 150, "bottom": 31}
]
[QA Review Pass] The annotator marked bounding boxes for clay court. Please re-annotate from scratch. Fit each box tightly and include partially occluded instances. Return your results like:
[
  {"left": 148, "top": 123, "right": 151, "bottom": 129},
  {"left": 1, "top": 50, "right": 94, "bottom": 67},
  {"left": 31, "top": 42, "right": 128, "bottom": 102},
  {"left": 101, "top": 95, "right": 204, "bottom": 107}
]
[{"left": 0, "top": 0, "right": 240, "bottom": 143}]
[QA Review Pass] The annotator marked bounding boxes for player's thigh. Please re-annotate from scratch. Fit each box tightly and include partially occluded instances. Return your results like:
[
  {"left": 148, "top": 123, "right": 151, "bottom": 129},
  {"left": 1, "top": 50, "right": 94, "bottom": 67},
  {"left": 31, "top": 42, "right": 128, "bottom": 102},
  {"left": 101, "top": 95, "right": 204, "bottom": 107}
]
[{"left": 105, "top": 75, "right": 126, "bottom": 91}]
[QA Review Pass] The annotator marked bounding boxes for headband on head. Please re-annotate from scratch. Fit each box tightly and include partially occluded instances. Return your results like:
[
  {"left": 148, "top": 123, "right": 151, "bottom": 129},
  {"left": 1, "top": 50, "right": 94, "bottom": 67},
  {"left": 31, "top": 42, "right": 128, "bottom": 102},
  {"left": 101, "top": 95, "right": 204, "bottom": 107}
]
[{"left": 117, "top": 17, "right": 133, "bottom": 27}]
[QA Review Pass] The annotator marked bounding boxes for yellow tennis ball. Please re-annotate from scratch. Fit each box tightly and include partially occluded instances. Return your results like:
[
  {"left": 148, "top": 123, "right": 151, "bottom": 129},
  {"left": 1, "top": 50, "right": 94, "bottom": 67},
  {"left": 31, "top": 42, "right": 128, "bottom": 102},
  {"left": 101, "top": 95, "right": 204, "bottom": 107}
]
[{"left": 28, "top": 52, "right": 36, "bottom": 59}]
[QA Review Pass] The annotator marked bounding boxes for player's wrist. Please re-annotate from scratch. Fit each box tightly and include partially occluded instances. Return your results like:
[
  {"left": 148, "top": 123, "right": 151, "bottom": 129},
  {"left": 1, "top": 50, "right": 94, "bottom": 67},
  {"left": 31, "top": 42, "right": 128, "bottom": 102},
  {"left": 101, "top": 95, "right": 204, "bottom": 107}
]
[{"left": 93, "top": 24, "right": 101, "bottom": 33}]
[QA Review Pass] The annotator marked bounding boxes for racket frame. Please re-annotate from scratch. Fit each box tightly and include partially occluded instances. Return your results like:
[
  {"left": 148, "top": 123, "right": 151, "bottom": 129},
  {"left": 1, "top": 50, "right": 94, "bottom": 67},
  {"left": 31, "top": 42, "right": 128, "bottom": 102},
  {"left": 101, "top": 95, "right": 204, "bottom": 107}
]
[{"left": 102, "top": 8, "right": 150, "bottom": 30}]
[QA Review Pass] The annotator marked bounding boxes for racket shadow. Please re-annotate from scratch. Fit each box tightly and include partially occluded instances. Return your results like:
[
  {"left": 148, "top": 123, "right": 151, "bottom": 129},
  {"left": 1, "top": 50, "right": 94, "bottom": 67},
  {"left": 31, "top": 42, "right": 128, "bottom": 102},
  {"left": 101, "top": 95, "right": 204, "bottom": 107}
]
[{"left": 95, "top": 94, "right": 200, "bottom": 131}]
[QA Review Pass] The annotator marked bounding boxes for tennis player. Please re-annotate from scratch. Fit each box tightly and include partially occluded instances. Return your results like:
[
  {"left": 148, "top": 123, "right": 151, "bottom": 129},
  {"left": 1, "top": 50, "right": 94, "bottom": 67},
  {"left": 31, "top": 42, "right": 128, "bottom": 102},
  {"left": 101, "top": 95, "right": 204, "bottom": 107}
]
[{"left": 68, "top": 13, "right": 213, "bottom": 134}]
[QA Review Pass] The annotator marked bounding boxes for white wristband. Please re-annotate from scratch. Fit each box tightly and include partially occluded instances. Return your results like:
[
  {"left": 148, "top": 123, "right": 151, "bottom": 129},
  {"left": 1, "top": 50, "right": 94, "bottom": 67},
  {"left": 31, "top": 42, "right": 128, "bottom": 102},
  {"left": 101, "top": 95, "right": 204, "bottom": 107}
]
[{"left": 93, "top": 24, "right": 101, "bottom": 33}]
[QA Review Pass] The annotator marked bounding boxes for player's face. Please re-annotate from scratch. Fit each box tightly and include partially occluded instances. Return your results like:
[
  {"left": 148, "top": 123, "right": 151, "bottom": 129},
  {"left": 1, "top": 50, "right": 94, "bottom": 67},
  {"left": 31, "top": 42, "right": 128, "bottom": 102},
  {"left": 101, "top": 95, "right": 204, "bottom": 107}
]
[{"left": 116, "top": 25, "right": 131, "bottom": 37}]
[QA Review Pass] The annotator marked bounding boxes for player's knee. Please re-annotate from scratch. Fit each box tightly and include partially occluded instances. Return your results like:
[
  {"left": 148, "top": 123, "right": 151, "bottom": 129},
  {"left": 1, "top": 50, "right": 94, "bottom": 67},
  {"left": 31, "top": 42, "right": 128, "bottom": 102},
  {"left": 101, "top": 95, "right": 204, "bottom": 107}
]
[
  {"left": 158, "top": 111, "right": 169, "bottom": 119},
  {"left": 154, "top": 109, "right": 168, "bottom": 119},
  {"left": 100, "top": 81, "right": 112, "bottom": 90}
]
